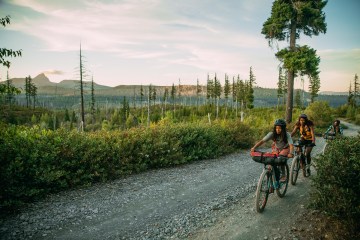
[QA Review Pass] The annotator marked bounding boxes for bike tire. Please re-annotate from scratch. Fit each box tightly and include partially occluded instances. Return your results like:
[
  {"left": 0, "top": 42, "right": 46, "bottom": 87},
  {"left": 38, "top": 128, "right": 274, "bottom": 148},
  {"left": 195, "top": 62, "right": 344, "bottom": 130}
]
[
  {"left": 290, "top": 156, "right": 300, "bottom": 185},
  {"left": 255, "top": 170, "right": 270, "bottom": 213},
  {"left": 301, "top": 156, "right": 308, "bottom": 177},
  {"left": 304, "top": 164, "right": 311, "bottom": 177},
  {"left": 276, "top": 164, "right": 289, "bottom": 198}
]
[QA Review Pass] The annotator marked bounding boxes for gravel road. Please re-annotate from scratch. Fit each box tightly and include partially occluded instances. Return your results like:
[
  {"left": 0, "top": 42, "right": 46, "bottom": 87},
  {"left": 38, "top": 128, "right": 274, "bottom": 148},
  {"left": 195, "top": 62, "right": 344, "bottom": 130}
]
[{"left": 1, "top": 121, "right": 358, "bottom": 240}]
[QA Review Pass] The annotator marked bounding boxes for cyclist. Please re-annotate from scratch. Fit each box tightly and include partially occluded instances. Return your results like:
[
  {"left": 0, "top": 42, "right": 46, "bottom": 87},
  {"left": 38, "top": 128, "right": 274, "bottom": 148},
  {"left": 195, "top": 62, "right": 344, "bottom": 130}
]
[
  {"left": 291, "top": 114, "right": 316, "bottom": 175},
  {"left": 251, "top": 119, "right": 294, "bottom": 182},
  {"left": 324, "top": 119, "right": 343, "bottom": 139}
]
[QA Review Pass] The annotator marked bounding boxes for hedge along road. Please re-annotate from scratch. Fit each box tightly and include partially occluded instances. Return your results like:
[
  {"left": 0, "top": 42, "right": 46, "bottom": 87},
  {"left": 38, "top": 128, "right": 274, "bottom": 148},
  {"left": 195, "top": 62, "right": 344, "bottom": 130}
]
[{"left": 1, "top": 121, "right": 358, "bottom": 240}]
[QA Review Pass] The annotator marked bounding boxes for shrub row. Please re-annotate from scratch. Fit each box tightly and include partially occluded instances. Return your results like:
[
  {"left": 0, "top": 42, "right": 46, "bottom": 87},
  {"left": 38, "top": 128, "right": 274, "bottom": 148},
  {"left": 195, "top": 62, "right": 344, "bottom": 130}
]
[
  {"left": 312, "top": 136, "right": 360, "bottom": 231},
  {"left": 0, "top": 120, "right": 255, "bottom": 210}
]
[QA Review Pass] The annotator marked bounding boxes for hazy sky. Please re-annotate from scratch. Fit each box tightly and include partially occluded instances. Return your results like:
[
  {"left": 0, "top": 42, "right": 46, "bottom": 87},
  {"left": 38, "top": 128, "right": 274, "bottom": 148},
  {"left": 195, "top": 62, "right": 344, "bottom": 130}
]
[{"left": 1, "top": 0, "right": 359, "bottom": 92}]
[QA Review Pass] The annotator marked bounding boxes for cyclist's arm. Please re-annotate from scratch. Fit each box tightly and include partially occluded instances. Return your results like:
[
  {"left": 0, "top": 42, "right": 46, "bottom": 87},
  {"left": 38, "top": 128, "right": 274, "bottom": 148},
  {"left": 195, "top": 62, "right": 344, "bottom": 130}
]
[
  {"left": 251, "top": 132, "right": 272, "bottom": 151},
  {"left": 310, "top": 126, "right": 316, "bottom": 143},
  {"left": 288, "top": 143, "right": 294, "bottom": 158},
  {"left": 290, "top": 126, "right": 298, "bottom": 137},
  {"left": 251, "top": 140, "right": 265, "bottom": 152},
  {"left": 340, "top": 126, "right": 344, "bottom": 135},
  {"left": 324, "top": 125, "right": 332, "bottom": 135}
]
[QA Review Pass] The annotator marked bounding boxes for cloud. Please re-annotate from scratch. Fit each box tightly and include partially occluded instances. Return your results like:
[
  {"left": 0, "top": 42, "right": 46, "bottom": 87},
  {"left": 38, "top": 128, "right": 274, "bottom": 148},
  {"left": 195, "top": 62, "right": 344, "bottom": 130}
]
[{"left": 42, "top": 69, "right": 64, "bottom": 75}]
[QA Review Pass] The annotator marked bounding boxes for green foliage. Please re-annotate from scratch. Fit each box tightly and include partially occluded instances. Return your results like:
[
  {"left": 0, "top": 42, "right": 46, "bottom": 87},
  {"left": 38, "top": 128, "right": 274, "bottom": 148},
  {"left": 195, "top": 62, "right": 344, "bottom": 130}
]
[
  {"left": 304, "top": 101, "right": 332, "bottom": 127},
  {"left": 312, "top": 136, "right": 360, "bottom": 231},
  {"left": 0, "top": 120, "right": 255, "bottom": 210},
  {"left": 1, "top": 15, "right": 22, "bottom": 68},
  {"left": 276, "top": 46, "right": 320, "bottom": 79},
  {"left": 261, "top": 0, "right": 327, "bottom": 43}
]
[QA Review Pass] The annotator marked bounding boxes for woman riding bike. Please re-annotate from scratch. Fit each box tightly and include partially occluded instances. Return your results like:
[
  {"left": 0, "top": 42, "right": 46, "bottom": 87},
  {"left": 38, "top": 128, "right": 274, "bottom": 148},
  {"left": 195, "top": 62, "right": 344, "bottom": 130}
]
[
  {"left": 324, "top": 119, "right": 343, "bottom": 139},
  {"left": 251, "top": 119, "right": 294, "bottom": 182},
  {"left": 291, "top": 114, "right": 316, "bottom": 175}
]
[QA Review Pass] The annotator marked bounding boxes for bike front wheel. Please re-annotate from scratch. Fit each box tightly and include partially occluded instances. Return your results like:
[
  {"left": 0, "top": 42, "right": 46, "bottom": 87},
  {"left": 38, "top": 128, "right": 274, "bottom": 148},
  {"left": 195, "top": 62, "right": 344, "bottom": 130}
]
[
  {"left": 255, "top": 170, "right": 270, "bottom": 213},
  {"left": 290, "top": 156, "right": 300, "bottom": 185},
  {"left": 276, "top": 164, "right": 289, "bottom": 198}
]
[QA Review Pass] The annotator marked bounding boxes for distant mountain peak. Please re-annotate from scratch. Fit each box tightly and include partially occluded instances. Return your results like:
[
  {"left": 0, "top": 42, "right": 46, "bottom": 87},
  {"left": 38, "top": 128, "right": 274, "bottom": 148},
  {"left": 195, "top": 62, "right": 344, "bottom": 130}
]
[{"left": 33, "top": 73, "right": 50, "bottom": 83}]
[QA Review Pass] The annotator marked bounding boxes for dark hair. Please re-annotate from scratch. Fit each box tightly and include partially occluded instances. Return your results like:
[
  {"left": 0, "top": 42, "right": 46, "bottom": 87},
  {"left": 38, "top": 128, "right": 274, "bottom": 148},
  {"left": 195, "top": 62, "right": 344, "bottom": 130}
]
[
  {"left": 272, "top": 124, "right": 288, "bottom": 144},
  {"left": 334, "top": 119, "right": 340, "bottom": 126},
  {"left": 295, "top": 115, "right": 314, "bottom": 127}
]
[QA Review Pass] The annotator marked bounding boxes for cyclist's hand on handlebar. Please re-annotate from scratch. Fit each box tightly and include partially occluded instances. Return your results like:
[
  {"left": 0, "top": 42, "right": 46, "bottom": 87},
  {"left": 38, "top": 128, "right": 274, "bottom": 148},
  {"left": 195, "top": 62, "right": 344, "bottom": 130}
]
[{"left": 250, "top": 147, "right": 255, "bottom": 152}]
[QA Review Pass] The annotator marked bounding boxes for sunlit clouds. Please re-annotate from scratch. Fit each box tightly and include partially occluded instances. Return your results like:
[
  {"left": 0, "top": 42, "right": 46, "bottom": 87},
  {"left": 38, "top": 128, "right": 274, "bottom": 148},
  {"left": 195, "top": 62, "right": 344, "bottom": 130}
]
[{"left": 1, "top": 0, "right": 359, "bottom": 92}]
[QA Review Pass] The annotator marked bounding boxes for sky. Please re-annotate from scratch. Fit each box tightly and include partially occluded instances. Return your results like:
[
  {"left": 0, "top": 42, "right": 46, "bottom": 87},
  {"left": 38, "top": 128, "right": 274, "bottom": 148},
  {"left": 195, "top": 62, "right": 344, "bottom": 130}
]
[{"left": 0, "top": 0, "right": 359, "bottom": 92}]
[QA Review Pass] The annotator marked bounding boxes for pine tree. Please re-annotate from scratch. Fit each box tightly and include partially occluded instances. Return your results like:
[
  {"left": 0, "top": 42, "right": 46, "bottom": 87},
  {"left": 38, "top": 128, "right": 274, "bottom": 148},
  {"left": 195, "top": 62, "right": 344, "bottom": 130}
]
[
  {"left": 171, "top": 83, "right": 176, "bottom": 117},
  {"left": 24, "top": 75, "right": 32, "bottom": 108},
  {"left": 163, "top": 87, "right": 169, "bottom": 117},
  {"left": 262, "top": 0, "right": 327, "bottom": 123},
  {"left": 90, "top": 76, "right": 96, "bottom": 123},
  {"left": 214, "top": 74, "right": 222, "bottom": 118},
  {"left": 246, "top": 67, "right": 256, "bottom": 109},
  {"left": 196, "top": 79, "right": 202, "bottom": 111},
  {"left": 354, "top": 74, "right": 359, "bottom": 106},
  {"left": 224, "top": 73, "right": 230, "bottom": 118},
  {"left": 309, "top": 75, "right": 320, "bottom": 103},
  {"left": 79, "top": 44, "right": 86, "bottom": 130}
]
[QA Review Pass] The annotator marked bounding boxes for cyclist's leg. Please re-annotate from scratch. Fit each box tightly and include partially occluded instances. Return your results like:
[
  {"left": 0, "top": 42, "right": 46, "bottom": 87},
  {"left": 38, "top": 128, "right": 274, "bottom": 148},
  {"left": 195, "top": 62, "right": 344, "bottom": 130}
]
[
  {"left": 278, "top": 148, "right": 289, "bottom": 181},
  {"left": 305, "top": 146, "right": 313, "bottom": 165}
]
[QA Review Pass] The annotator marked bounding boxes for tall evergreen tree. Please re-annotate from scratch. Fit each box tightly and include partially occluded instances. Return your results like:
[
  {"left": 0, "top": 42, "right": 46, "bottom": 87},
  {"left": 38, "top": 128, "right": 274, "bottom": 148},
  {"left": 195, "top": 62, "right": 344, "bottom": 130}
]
[
  {"left": 140, "top": 84, "right": 144, "bottom": 119},
  {"left": 309, "top": 75, "right": 320, "bottom": 103},
  {"left": 79, "top": 44, "right": 86, "bottom": 130},
  {"left": 214, "top": 74, "right": 222, "bottom": 118},
  {"left": 224, "top": 73, "right": 230, "bottom": 117},
  {"left": 30, "top": 81, "right": 37, "bottom": 109},
  {"left": 196, "top": 78, "right": 202, "bottom": 111},
  {"left": 262, "top": 0, "right": 327, "bottom": 123},
  {"left": 232, "top": 76, "right": 237, "bottom": 110},
  {"left": 24, "top": 75, "right": 32, "bottom": 108},
  {"left": 171, "top": 83, "right": 176, "bottom": 116},
  {"left": 354, "top": 73, "right": 359, "bottom": 105},
  {"left": 90, "top": 76, "right": 96, "bottom": 123},
  {"left": 163, "top": 87, "right": 169, "bottom": 117},
  {"left": 246, "top": 67, "right": 256, "bottom": 109}
]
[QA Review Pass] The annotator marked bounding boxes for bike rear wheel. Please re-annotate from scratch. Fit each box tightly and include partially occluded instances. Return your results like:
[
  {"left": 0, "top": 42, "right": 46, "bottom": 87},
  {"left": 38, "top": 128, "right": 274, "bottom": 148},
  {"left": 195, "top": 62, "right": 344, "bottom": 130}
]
[
  {"left": 255, "top": 170, "right": 270, "bottom": 213},
  {"left": 276, "top": 164, "right": 289, "bottom": 198},
  {"left": 290, "top": 156, "right": 300, "bottom": 185}
]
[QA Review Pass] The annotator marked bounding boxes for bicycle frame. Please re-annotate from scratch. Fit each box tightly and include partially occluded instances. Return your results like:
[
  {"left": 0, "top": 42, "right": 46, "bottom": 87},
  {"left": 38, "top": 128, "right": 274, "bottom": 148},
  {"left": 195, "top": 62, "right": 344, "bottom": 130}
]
[
  {"left": 255, "top": 162, "right": 289, "bottom": 213},
  {"left": 290, "top": 142, "right": 311, "bottom": 185}
]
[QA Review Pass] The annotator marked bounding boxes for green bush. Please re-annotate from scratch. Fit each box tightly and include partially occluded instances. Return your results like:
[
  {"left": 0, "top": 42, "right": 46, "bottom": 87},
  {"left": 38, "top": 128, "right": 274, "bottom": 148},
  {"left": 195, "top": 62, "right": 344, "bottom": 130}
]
[
  {"left": 312, "top": 136, "right": 360, "bottom": 231},
  {"left": 0, "top": 120, "right": 255, "bottom": 210},
  {"left": 304, "top": 101, "right": 333, "bottom": 127}
]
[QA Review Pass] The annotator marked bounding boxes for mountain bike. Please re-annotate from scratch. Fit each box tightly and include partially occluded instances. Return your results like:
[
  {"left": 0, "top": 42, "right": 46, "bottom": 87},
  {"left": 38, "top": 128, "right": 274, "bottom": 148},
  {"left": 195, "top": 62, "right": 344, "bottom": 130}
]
[
  {"left": 322, "top": 132, "right": 342, "bottom": 154},
  {"left": 250, "top": 151, "right": 289, "bottom": 213},
  {"left": 289, "top": 141, "right": 315, "bottom": 185}
]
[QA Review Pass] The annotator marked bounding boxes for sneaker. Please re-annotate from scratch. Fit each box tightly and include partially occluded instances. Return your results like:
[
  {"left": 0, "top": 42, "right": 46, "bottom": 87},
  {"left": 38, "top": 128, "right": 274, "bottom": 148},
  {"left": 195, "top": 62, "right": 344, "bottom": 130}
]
[
  {"left": 280, "top": 175, "right": 287, "bottom": 183},
  {"left": 306, "top": 166, "right": 311, "bottom": 175}
]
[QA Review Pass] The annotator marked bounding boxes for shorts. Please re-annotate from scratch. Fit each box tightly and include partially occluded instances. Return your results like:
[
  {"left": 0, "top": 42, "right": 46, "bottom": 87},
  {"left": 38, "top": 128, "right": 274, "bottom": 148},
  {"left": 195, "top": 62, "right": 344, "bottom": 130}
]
[{"left": 299, "top": 139, "right": 313, "bottom": 146}]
